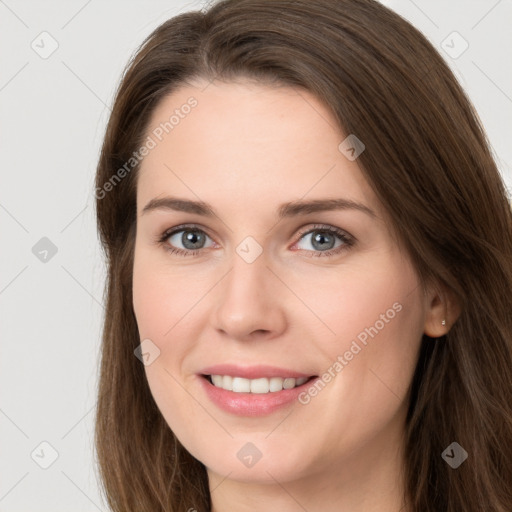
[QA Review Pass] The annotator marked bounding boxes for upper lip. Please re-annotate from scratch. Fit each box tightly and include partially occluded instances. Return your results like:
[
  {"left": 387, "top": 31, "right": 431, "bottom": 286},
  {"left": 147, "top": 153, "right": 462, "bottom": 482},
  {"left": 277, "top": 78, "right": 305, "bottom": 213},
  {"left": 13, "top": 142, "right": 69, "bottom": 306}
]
[{"left": 199, "top": 364, "right": 315, "bottom": 380}]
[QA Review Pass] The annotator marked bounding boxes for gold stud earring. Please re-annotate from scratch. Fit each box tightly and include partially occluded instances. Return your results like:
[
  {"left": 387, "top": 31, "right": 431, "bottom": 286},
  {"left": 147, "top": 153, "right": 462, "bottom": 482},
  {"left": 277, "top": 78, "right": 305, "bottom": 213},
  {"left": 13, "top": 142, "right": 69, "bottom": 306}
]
[{"left": 441, "top": 319, "right": 446, "bottom": 326}]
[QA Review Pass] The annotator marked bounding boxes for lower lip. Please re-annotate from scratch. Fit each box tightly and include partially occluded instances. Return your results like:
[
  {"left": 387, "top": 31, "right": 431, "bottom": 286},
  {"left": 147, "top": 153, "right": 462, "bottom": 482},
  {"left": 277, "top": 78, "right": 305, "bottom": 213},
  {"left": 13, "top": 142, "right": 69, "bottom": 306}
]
[{"left": 198, "top": 375, "right": 317, "bottom": 416}]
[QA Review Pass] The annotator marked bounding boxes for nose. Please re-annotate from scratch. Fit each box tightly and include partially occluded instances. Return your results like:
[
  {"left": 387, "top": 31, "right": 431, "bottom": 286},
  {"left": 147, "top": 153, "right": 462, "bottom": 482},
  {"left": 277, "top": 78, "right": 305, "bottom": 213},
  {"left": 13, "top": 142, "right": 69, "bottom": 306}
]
[{"left": 212, "top": 249, "right": 287, "bottom": 341}]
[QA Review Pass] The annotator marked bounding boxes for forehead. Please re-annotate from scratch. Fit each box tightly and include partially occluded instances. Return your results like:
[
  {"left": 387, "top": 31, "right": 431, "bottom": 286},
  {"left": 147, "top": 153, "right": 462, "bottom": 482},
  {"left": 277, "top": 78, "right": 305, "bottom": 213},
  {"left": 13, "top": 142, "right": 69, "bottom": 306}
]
[{"left": 136, "top": 79, "right": 378, "bottom": 217}]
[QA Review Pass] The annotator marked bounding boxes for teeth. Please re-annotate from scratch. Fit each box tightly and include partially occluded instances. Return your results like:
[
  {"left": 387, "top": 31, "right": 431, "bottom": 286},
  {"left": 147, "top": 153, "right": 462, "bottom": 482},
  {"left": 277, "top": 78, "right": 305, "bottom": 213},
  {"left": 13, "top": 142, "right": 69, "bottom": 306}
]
[
  {"left": 283, "top": 377, "right": 296, "bottom": 389},
  {"left": 269, "top": 377, "right": 284, "bottom": 392},
  {"left": 232, "top": 377, "right": 251, "bottom": 393},
  {"left": 211, "top": 375, "right": 223, "bottom": 387},
  {"left": 250, "top": 378, "right": 269, "bottom": 394},
  {"left": 223, "top": 375, "right": 233, "bottom": 391},
  {"left": 209, "top": 375, "right": 309, "bottom": 393}
]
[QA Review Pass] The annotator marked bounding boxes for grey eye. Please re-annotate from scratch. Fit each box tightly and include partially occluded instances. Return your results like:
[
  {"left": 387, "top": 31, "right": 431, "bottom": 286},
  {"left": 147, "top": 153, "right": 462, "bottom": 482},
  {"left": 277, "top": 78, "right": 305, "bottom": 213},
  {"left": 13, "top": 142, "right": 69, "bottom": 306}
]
[
  {"left": 296, "top": 229, "right": 345, "bottom": 252},
  {"left": 167, "top": 229, "right": 213, "bottom": 250}
]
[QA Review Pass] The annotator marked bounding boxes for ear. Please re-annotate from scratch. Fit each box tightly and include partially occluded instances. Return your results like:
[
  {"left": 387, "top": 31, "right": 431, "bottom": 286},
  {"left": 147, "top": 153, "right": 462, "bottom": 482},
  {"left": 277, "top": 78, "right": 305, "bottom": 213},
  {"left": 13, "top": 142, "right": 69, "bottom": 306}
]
[{"left": 423, "top": 280, "right": 461, "bottom": 338}]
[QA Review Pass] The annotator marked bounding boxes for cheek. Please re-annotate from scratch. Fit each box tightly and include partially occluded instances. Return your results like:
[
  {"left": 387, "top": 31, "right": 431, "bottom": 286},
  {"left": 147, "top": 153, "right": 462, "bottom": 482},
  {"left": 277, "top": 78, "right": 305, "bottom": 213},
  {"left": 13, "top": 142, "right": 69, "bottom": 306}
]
[
  {"left": 132, "top": 245, "right": 205, "bottom": 396},
  {"left": 289, "top": 261, "right": 424, "bottom": 467},
  {"left": 302, "top": 249, "right": 423, "bottom": 353},
  {"left": 310, "top": 255, "right": 424, "bottom": 417},
  {"left": 132, "top": 247, "right": 194, "bottom": 414},
  {"left": 132, "top": 249, "right": 206, "bottom": 448},
  {"left": 132, "top": 246, "right": 199, "bottom": 339},
  {"left": 306, "top": 251, "right": 424, "bottom": 398},
  {"left": 132, "top": 273, "right": 172, "bottom": 338}
]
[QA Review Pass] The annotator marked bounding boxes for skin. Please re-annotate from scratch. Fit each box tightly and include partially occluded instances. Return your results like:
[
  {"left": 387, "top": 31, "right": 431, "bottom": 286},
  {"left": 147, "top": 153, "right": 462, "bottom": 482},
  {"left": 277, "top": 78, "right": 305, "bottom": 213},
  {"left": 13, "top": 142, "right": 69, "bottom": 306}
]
[{"left": 132, "top": 78, "right": 451, "bottom": 512}]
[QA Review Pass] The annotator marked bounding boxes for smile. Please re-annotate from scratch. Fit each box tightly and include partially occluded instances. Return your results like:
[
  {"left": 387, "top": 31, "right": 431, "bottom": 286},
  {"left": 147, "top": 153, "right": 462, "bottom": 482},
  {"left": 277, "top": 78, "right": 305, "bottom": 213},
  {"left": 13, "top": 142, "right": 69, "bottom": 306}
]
[
  {"left": 198, "top": 372, "right": 319, "bottom": 416},
  {"left": 206, "top": 375, "right": 312, "bottom": 393}
]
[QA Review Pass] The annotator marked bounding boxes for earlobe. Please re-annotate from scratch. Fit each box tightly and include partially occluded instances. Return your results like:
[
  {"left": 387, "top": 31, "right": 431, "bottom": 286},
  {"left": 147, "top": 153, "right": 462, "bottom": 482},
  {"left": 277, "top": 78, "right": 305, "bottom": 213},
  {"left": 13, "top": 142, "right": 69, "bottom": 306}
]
[{"left": 423, "top": 283, "right": 460, "bottom": 338}]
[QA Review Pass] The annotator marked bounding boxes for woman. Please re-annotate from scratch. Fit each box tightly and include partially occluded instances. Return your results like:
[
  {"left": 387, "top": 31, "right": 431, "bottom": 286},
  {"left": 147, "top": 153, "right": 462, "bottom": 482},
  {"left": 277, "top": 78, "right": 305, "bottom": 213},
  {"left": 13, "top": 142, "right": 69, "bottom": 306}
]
[{"left": 94, "top": 0, "right": 512, "bottom": 511}]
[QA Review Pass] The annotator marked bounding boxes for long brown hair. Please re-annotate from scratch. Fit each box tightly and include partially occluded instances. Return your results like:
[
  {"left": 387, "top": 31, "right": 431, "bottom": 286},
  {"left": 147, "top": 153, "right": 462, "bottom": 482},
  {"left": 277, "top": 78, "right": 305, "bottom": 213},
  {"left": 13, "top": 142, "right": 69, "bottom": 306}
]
[{"left": 94, "top": 0, "right": 512, "bottom": 510}]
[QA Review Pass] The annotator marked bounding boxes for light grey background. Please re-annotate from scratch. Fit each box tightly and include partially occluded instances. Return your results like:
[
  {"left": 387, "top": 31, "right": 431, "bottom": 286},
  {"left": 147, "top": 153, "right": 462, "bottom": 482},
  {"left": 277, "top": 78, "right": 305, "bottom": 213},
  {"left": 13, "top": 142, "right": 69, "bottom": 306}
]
[{"left": 1, "top": 0, "right": 510, "bottom": 510}]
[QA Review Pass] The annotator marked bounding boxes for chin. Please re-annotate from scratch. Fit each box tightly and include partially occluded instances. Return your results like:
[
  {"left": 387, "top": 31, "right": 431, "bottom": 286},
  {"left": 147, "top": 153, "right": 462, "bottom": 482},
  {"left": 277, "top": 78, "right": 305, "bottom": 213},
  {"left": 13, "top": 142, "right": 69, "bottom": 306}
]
[{"left": 196, "top": 440, "right": 314, "bottom": 484}]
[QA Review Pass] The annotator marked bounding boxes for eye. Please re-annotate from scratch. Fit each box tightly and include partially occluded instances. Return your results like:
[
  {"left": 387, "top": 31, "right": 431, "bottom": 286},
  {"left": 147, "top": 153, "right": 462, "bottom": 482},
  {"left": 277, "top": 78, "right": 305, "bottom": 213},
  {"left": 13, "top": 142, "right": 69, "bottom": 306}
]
[
  {"left": 157, "top": 223, "right": 355, "bottom": 258},
  {"left": 293, "top": 224, "right": 354, "bottom": 257},
  {"left": 158, "top": 225, "right": 215, "bottom": 257}
]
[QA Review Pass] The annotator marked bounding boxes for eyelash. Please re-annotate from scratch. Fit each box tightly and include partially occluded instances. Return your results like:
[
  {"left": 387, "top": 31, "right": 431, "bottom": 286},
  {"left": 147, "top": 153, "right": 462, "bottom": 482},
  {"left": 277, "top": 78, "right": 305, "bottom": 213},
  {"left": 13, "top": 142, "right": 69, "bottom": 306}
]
[{"left": 157, "top": 223, "right": 355, "bottom": 258}]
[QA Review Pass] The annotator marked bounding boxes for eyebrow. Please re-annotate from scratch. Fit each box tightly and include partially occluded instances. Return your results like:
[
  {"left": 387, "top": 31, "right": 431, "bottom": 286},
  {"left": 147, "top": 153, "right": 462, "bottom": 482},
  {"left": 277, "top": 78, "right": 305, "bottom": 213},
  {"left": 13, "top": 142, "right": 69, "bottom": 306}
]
[{"left": 141, "top": 196, "right": 376, "bottom": 219}]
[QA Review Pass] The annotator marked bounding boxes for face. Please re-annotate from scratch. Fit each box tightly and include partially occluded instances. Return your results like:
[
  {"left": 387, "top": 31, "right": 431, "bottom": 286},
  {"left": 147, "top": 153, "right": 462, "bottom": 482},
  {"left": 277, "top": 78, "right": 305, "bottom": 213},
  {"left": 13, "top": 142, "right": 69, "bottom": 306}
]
[{"left": 132, "top": 79, "right": 429, "bottom": 486}]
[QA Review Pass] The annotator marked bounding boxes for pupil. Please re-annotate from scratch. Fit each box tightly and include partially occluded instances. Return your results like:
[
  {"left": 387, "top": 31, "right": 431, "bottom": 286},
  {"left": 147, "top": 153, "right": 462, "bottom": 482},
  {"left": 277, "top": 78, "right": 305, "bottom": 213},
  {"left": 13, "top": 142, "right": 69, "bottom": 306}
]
[
  {"left": 313, "top": 231, "right": 334, "bottom": 250},
  {"left": 183, "top": 230, "right": 204, "bottom": 249}
]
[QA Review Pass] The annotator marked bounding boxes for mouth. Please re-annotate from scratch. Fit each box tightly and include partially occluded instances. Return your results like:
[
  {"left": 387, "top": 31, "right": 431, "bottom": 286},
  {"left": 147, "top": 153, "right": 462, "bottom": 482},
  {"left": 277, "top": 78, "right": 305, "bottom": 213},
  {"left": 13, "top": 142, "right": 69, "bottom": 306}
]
[
  {"left": 197, "top": 364, "right": 319, "bottom": 415},
  {"left": 201, "top": 374, "right": 317, "bottom": 394},
  {"left": 198, "top": 373, "right": 319, "bottom": 416}
]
